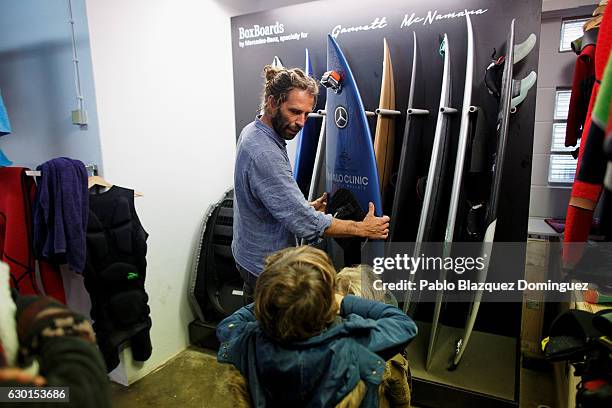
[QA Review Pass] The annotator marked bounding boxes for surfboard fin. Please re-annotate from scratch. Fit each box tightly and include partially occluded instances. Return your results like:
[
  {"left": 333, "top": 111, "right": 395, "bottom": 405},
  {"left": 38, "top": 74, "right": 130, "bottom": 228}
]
[
  {"left": 514, "top": 33, "right": 537, "bottom": 64},
  {"left": 485, "top": 34, "right": 537, "bottom": 99},
  {"left": 511, "top": 71, "right": 537, "bottom": 109}
]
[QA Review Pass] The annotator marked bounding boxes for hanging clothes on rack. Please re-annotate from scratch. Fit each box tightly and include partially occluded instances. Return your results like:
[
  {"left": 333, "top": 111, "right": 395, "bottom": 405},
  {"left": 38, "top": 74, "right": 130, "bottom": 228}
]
[
  {"left": 0, "top": 167, "right": 65, "bottom": 302},
  {"left": 564, "top": 6, "right": 612, "bottom": 267},
  {"left": 0, "top": 89, "right": 12, "bottom": 167},
  {"left": 566, "top": 28, "right": 598, "bottom": 147},
  {"left": 84, "top": 185, "right": 152, "bottom": 372},
  {"left": 601, "top": 111, "right": 612, "bottom": 239},
  {"left": 32, "top": 157, "right": 89, "bottom": 273}
]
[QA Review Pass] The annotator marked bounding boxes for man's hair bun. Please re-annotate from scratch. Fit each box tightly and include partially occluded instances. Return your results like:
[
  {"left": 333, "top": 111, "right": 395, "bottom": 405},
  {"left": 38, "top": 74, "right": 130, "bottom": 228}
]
[{"left": 263, "top": 65, "right": 283, "bottom": 83}]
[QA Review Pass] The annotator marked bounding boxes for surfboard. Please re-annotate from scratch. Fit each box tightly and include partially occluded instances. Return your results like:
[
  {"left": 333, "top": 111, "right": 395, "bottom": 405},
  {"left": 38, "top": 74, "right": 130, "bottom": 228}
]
[
  {"left": 271, "top": 56, "right": 283, "bottom": 68},
  {"left": 307, "top": 110, "right": 327, "bottom": 202},
  {"left": 450, "top": 19, "right": 516, "bottom": 370},
  {"left": 374, "top": 39, "right": 396, "bottom": 205},
  {"left": 389, "top": 32, "right": 429, "bottom": 242},
  {"left": 260, "top": 56, "right": 284, "bottom": 118},
  {"left": 427, "top": 13, "right": 475, "bottom": 370},
  {"left": 402, "top": 34, "right": 456, "bottom": 313},
  {"left": 268, "top": 55, "right": 300, "bottom": 174},
  {"left": 294, "top": 49, "right": 323, "bottom": 197},
  {"left": 323, "top": 34, "right": 382, "bottom": 217}
]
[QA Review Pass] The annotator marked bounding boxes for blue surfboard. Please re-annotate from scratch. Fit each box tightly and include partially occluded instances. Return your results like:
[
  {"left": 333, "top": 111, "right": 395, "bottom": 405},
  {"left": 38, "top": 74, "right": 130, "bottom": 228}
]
[
  {"left": 293, "top": 49, "right": 322, "bottom": 197},
  {"left": 324, "top": 35, "right": 382, "bottom": 216}
]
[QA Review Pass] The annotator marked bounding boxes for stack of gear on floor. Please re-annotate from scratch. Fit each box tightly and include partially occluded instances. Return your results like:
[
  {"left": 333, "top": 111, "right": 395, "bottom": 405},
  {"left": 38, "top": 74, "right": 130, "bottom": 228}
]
[
  {"left": 544, "top": 309, "right": 612, "bottom": 407},
  {"left": 85, "top": 185, "right": 152, "bottom": 371}
]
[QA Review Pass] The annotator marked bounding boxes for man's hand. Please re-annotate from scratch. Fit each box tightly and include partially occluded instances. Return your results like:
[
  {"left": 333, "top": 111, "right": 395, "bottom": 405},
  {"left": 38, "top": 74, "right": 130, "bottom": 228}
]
[
  {"left": 323, "top": 202, "right": 390, "bottom": 239},
  {"left": 310, "top": 192, "right": 327, "bottom": 213},
  {"left": 358, "top": 202, "right": 390, "bottom": 240}
]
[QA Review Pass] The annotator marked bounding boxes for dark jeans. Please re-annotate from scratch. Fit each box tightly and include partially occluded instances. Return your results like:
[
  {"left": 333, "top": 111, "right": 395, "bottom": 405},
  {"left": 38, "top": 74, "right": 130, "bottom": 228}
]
[{"left": 236, "top": 263, "right": 258, "bottom": 305}]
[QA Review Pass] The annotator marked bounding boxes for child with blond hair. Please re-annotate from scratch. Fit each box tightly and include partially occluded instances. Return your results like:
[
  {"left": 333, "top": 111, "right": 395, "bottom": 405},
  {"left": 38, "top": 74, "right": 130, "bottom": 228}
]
[{"left": 217, "top": 246, "right": 417, "bottom": 407}]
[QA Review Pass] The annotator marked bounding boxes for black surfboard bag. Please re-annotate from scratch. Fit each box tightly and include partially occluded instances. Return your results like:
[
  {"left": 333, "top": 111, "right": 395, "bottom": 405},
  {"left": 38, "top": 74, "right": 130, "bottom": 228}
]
[
  {"left": 328, "top": 188, "right": 366, "bottom": 266},
  {"left": 188, "top": 188, "right": 243, "bottom": 323}
]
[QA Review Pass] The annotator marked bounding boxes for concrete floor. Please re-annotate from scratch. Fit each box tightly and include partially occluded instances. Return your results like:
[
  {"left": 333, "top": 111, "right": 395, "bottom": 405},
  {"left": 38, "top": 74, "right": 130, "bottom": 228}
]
[
  {"left": 110, "top": 347, "right": 234, "bottom": 408},
  {"left": 110, "top": 346, "right": 556, "bottom": 408}
]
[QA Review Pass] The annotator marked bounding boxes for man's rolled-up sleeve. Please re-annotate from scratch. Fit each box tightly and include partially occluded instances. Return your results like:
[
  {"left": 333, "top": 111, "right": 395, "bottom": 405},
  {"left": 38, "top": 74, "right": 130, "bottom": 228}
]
[{"left": 250, "top": 150, "right": 332, "bottom": 242}]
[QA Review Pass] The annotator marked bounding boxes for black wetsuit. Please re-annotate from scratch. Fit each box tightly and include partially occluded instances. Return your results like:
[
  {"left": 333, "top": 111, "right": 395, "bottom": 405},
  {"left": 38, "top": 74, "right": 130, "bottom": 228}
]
[{"left": 84, "top": 186, "right": 152, "bottom": 372}]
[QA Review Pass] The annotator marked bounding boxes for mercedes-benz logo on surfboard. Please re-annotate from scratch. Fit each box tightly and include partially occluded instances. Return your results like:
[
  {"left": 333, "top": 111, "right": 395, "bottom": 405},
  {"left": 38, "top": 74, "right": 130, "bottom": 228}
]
[{"left": 334, "top": 106, "right": 348, "bottom": 129}]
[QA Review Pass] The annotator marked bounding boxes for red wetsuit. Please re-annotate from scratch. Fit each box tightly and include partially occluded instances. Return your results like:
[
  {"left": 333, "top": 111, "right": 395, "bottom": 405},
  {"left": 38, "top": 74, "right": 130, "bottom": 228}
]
[{"left": 0, "top": 167, "right": 65, "bottom": 302}]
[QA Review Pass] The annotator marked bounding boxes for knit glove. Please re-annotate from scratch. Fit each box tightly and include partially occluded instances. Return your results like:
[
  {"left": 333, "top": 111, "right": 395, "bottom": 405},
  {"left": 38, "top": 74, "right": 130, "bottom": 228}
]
[{"left": 15, "top": 296, "right": 95, "bottom": 358}]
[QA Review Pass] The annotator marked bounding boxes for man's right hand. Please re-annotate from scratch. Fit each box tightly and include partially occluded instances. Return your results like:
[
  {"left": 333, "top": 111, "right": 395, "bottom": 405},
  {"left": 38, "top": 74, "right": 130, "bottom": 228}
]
[
  {"left": 324, "top": 202, "right": 390, "bottom": 239},
  {"left": 358, "top": 202, "right": 390, "bottom": 240}
]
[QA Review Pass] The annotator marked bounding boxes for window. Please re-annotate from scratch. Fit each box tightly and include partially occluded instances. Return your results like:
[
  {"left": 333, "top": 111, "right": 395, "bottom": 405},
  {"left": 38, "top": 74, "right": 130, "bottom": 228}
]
[
  {"left": 553, "top": 90, "right": 571, "bottom": 120},
  {"left": 548, "top": 89, "right": 577, "bottom": 184},
  {"left": 549, "top": 155, "right": 577, "bottom": 183},
  {"left": 559, "top": 18, "right": 589, "bottom": 52}
]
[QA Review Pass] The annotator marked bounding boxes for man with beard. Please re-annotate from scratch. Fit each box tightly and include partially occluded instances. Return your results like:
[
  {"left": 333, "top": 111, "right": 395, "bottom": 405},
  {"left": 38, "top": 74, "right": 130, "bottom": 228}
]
[{"left": 232, "top": 65, "right": 390, "bottom": 303}]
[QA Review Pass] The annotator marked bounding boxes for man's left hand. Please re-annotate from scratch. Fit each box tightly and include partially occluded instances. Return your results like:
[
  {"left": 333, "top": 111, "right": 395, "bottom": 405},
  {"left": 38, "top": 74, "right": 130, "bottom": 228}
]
[{"left": 310, "top": 192, "right": 327, "bottom": 213}]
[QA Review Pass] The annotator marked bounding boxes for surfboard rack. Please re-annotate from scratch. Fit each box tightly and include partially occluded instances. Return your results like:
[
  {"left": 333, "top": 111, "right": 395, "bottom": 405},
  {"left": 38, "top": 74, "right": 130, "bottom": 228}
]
[
  {"left": 316, "top": 109, "right": 376, "bottom": 117},
  {"left": 375, "top": 108, "right": 402, "bottom": 116},
  {"left": 407, "top": 108, "right": 429, "bottom": 115},
  {"left": 307, "top": 112, "right": 325, "bottom": 119}
]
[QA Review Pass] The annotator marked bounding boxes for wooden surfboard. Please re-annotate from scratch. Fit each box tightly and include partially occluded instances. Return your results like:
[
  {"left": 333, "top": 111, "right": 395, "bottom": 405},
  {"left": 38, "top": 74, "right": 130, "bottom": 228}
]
[{"left": 374, "top": 38, "right": 396, "bottom": 204}]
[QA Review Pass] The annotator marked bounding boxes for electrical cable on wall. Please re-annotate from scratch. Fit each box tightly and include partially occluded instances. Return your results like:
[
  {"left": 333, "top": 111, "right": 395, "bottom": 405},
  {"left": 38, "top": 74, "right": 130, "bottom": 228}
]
[{"left": 68, "top": 0, "right": 87, "bottom": 126}]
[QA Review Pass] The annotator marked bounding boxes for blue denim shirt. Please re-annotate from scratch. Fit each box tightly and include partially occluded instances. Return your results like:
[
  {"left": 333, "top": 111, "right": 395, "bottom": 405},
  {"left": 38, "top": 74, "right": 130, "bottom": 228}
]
[
  {"left": 232, "top": 118, "right": 332, "bottom": 275},
  {"left": 216, "top": 295, "right": 418, "bottom": 407}
]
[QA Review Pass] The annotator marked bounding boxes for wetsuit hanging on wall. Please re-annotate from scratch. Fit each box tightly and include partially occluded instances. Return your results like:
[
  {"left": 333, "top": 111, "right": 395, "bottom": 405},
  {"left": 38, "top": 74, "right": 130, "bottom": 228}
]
[
  {"left": 84, "top": 185, "right": 152, "bottom": 372},
  {"left": 566, "top": 28, "right": 598, "bottom": 148},
  {"left": 0, "top": 167, "right": 66, "bottom": 302},
  {"left": 564, "top": 7, "right": 612, "bottom": 267}
]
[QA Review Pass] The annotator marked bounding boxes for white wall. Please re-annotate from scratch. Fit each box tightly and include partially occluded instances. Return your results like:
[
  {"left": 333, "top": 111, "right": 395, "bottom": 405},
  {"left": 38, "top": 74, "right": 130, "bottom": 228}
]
[
  {"left": 222, "top": 0, "right": 319, "bottom": 14},
  {"left": 83, "top": 0, "right": 242, "bottom": 383},
  {"left": 529, "top": 17, "right": 575, "bottom": 219},
  {"left": 0, "top": 0, "right": 102, "bottom": 170}
]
